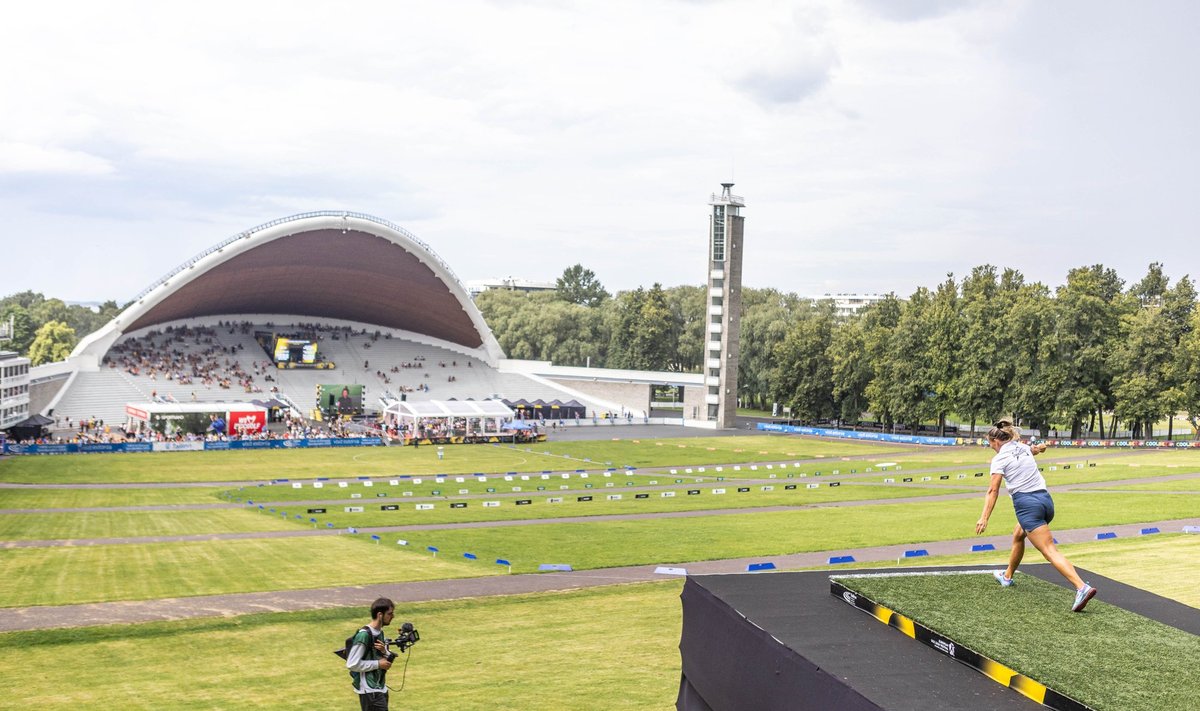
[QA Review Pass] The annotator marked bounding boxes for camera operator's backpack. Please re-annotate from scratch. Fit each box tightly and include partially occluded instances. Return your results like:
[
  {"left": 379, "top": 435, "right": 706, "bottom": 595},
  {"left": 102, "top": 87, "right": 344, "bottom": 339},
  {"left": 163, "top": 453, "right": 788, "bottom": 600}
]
[{"left": 334, "top": 626, "right": 372, "bottom": 661}]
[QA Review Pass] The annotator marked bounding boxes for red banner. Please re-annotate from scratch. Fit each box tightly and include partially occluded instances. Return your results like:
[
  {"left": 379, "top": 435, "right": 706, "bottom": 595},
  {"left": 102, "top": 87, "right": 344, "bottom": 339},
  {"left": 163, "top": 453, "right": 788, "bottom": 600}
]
[{"left": 228, "top": 411, "right": 267, "bottom": 436}]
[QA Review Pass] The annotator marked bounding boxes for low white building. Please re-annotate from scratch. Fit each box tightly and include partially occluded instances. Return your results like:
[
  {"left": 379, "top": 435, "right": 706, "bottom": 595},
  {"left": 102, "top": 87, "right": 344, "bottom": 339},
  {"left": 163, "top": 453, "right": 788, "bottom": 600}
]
[
  {"left": 466, "top": 277, "right": 557, "bottom": 298},
  {"left": 0, "top": 351, "right": 32, "bottom": 430},
  {"left": 811, "top": 293, "right": 894, "bottom": 318}
]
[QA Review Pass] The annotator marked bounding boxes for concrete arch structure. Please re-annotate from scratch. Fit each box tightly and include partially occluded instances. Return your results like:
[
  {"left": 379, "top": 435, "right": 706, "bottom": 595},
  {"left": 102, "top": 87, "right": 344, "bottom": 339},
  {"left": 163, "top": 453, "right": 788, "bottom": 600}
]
[{"left": 70, "top": 212, "right": 505, "bottom": 368}]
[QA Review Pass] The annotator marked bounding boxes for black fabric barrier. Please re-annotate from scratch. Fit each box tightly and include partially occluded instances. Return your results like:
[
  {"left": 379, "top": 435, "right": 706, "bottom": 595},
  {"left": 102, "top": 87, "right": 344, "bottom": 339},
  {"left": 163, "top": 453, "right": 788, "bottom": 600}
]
[{"left": 677, "top": 568, "right": 1044, "bottom": 711}]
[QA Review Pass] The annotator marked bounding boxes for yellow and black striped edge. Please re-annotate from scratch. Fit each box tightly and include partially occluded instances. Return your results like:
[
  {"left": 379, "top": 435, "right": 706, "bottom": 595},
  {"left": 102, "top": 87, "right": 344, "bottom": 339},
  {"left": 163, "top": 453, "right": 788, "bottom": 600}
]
[{"left": 829, "top": 579, "right": 1093, "bottom": 711}]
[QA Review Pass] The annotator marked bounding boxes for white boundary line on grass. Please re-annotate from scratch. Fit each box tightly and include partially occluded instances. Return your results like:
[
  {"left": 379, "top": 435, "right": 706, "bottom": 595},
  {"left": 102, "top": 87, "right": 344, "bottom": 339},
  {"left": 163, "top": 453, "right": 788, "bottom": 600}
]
[{"left": 830, "top": 569, "right": 999, "bottom": 579}]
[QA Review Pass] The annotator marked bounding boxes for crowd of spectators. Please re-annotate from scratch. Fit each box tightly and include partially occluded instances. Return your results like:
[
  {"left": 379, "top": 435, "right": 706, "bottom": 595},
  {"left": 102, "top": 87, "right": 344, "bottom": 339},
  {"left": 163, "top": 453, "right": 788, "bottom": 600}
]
[{"left": 106, "top": 325, "right": 264, "bottom": 395}]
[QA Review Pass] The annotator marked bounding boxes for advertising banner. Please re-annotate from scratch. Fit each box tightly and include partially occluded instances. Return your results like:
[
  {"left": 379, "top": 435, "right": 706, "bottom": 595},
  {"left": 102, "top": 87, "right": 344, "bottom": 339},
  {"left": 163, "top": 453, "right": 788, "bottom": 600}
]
[
  {"left": 153, "top": 441, "right": 205, "bottom": 452},
  {"left": 757, "top": 423, "right": 958, "bottom": 446},
  {"left": 228, "top": 411, "right": 267, "bottom": 436}
]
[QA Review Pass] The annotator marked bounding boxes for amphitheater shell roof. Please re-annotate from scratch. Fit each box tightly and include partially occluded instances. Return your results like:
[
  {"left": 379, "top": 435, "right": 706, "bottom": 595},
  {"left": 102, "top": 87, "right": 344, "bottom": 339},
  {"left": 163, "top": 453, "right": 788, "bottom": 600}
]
[{"left": 70, "top": 212, "right": 504, "bottom": 367}]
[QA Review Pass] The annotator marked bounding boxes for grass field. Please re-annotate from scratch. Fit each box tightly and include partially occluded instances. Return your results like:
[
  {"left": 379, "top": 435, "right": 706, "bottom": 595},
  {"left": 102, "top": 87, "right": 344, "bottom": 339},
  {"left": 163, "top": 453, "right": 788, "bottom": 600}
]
[
  {"left": 0, "top": 436, "right": 923, "bottom": 484},
  {"left": 0, "top": 486, "right": 230, "bottom": 508},
  {"left": 1098, "top": 478, "right": 1200, "bottom": 492},
  {"left": 5, "top": 488, "right": 1196, "bottom": 604},
  {"left": 0, "top": 509, "right": 298, "bottom": 540},
  {"left": 0, "top": 536, "right": 496, "bottom": 607},
  {"left": 0, "top": 535, "right": 1196, "bottom": 710},
  {"left": 833, "top": 570, "right": 1200, "bottom": 711},
  {"left": 272, "top": 481, "right": 972, "bottom": 529},
  {"left": 0, "top": 436, "right": 1196, "bottom": 709},
  {"left": 0, "top": 581, "right": 684, "bottom": 711}
]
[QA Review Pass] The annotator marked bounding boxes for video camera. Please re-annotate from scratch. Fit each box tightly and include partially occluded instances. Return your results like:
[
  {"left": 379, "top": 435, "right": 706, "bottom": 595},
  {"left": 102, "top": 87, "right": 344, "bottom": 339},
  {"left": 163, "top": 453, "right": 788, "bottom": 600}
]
[{"left": 387, "top": 622, "right": 421, "bottom": 654}]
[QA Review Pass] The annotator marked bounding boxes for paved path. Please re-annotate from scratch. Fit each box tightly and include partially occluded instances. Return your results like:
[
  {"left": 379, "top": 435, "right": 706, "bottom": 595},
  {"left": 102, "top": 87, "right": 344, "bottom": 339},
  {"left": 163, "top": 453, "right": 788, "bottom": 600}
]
[{"left": 2, "top": 517, "right": 1196, "bottom": 632}]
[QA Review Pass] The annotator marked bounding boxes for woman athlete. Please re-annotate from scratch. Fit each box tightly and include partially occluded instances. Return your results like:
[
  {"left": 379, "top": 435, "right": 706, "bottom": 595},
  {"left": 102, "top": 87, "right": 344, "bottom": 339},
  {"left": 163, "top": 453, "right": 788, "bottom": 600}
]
[{"left": 975, "top": 421, "right": 1097, "bottom": 612}]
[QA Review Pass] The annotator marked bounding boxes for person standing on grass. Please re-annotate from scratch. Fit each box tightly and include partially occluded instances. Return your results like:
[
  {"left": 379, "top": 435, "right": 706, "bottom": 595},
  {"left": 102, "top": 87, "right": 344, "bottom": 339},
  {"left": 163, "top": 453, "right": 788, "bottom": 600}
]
[
  {"left": 975, "top": 420, "right": 1097, "bottom": 612},
  {"left": 346, "top": 597, "right": 395, "bottom": 710}
]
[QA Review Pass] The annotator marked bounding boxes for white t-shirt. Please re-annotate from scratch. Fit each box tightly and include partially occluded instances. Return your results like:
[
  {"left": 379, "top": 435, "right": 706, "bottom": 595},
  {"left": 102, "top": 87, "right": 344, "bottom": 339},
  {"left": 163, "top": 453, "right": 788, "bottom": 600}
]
[{"left": 990, "top": 440, "right": 1046, "bottom": 494}]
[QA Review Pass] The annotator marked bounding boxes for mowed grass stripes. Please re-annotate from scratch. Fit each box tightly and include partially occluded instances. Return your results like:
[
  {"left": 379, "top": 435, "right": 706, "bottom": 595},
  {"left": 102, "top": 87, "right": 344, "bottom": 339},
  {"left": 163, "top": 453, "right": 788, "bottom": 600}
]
[{"left": 0, "top": 537, "right": 495, "bottom": 607}]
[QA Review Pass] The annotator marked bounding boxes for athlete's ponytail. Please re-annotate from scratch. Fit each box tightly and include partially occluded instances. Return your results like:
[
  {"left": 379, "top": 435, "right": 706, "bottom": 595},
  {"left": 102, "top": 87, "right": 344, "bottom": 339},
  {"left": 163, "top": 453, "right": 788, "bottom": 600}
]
[{"left": 987, "top": 420, "right": 1021, "bottom": 443}]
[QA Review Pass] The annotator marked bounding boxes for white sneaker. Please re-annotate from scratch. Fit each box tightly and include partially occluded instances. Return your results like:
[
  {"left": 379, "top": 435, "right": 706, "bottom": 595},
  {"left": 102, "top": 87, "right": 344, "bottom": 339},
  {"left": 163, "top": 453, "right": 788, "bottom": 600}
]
[
  {"left": 993, "top": 570, "right": 1014, "bottom": 587},
  {"left": 1072, "top": 583, "right": 1097, "bottom": 612}
]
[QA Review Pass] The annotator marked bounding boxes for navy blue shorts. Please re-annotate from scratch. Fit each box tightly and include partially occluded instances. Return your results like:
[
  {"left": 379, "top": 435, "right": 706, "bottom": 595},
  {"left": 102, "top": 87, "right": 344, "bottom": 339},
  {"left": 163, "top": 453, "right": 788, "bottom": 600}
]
[{"left": 1011, "top": 490, "right": 1054, "bottom": 533}]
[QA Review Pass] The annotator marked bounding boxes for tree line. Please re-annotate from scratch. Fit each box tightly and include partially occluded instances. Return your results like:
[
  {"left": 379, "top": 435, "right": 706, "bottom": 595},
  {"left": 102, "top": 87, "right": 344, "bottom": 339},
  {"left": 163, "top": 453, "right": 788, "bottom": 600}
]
[
  {"left": 478, "top": 263, "right": 1200, "bottom": 439},
  {"left": 6, "top": 261, "right": 1199, "bottom": 439},
  {"left": 0, "top": 292, "right": 123, "bottom": 366}
]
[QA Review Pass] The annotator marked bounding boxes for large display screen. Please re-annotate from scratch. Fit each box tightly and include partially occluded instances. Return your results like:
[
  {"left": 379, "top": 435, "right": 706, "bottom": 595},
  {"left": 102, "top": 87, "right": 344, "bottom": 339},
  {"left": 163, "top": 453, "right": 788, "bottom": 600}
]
[
  {"left": 274, "top": 337, "right": 318, "bottom": 364},
  {"left": 318, "top": 384, "right": 364, "bottom": 416}
]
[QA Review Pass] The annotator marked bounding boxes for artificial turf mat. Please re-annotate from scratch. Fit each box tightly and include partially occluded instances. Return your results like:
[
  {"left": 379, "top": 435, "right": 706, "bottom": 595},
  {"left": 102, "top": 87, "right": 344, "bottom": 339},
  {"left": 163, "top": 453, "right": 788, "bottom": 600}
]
[{"left": 832, "top": 570, "right": 1200, "bottom": 711}]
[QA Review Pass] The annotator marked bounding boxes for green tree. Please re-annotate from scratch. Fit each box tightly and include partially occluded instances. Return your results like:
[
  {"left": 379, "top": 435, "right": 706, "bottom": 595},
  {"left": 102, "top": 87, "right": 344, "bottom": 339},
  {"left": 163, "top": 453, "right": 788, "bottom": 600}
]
[
  {"left": 1110, "top": 306, "right": 1172, "bottom": 438},
  {"left": 475, "top": 290, "right": 607, "bottom": 366},
  {"left": 1112, "top": 273, "right": 1197, "bottom": 437},
  {"left": 739, "top": 289, "right": 806, "bottom": 411},
  {"left": 871, "top": 288, "right": 936, "bottom": 432},
  {"left": 1051, "top": 265, "right": 1129, "bottom": 437},
  {"left": 769, "top": 303, "right": 836, "bottom": 422},
  {"left": 606, "top": 285, "right": 674, "bottom": 371},
  {"left": 1176, "top": 307, "right": 1200, "bottom": 439},
  {"left": 953, "top": 266, "right": 1015, "bottom": 436},
  {"left": 555, "top": 264, "right": 610, "bottom": 307},
  {"left": 663, "top": 285, "right": 705, "bottom": 373},
  {"left": 828, "top": 317, "right": 866, "bottom": 425},
  {"left": 925, "top": 274, "right": 962, "bottom": 434},
  {"left": 1129, "top": 261, "right": 1169, "bottom": 307},
  {"left": 1003, "top": 279, "right": 1060, "bottom": 436},
  {"left": 859, "top": 295, "right": 903, "bottom": 428},
  {"left": 27, "top": 320, "right": 76, "bottom": 365},
  {"left": 0, "top": 304, "right": 36, "bottom": 355}
]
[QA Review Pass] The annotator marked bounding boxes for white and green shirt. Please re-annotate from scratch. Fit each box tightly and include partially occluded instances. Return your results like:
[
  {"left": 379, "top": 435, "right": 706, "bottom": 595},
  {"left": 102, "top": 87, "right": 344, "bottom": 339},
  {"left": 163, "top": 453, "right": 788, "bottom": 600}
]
[{"left": 345, "top": 626, "right": 389, "bottom": 694}]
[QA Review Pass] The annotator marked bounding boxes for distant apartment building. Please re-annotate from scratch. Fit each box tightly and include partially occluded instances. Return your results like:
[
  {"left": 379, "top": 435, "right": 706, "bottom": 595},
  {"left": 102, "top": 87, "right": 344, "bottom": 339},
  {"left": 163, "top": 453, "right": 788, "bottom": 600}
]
[
  {"left": 466, "top": 277, "right": 557, "bottom": 299},
  {"left": 0, "top": 351, "right": 31, "bottom": 430},
  {"left": 812, "top": 293, "right": 893, "bottom": 318}
]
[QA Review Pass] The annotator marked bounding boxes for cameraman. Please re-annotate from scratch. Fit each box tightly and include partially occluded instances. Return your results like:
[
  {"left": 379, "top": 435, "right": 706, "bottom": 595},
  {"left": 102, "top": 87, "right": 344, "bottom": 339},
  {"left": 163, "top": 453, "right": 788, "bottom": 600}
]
[{"left": 345, "top": 597, "right": 395, "bottom": 710}]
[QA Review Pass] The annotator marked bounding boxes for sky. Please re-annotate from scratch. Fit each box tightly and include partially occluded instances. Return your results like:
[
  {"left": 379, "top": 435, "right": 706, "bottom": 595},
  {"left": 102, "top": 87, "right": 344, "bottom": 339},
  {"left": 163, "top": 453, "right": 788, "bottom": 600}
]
[{"left": 3, "top": 0, "right": 1199, "bottom": 303}]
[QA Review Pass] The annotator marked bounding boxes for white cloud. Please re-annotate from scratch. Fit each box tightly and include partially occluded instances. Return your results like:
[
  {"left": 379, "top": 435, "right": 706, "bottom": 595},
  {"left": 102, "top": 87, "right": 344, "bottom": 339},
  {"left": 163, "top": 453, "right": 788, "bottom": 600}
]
[
  {"left": 1, "top": 0, "right": 1198, "bottom": 301},
  {"left": 0, "top": 142, "right": 114, "bottom": 175}
]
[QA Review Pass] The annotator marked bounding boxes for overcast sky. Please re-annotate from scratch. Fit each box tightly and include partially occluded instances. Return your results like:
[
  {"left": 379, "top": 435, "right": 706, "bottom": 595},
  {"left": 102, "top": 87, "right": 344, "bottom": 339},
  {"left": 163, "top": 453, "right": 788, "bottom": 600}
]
[{"left": 3, "top": 0, "right": 1198, "bottom": 302}]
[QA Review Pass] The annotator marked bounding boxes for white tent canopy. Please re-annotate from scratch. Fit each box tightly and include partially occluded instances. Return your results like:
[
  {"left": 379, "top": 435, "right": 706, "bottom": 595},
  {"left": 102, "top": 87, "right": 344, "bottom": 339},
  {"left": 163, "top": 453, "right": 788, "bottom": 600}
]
[{"left": 383, "top": 399, "right": 514, "bottom": 438}]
